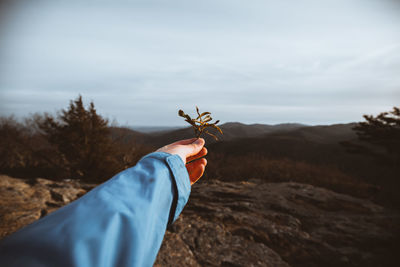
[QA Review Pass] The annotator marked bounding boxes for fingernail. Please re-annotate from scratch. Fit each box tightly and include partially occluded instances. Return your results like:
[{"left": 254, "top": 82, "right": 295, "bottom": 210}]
[{"left": 194, "top": 138, "right": 203, "bottom": 145}]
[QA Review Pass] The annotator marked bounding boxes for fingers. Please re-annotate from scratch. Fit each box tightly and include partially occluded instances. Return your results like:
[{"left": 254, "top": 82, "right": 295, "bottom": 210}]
[
  {"left": 186, "top": 147, "right": 208, "bottom": 163},
  {"left": 186, "top": 158, "right": 207, "bottom": 185}
]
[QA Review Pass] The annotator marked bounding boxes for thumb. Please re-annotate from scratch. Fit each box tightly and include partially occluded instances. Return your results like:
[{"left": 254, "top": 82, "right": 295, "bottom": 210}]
[{"left": 182, "top": 138, "right": 205, "bottom": 159}]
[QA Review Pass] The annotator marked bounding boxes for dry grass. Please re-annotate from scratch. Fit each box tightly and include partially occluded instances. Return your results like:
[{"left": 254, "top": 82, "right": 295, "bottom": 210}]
[{"left": 204, "top": 153, "right": 377, "bottom": 199}]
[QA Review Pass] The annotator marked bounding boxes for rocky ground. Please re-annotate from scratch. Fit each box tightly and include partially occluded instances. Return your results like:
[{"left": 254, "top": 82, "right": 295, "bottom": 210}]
[{"left": 1, "top": 175, "right": 399, "bottom": 266}]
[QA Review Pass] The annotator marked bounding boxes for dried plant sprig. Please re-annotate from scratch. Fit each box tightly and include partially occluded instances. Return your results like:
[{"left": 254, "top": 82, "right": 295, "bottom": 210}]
[{"left": 178, "top": 106, "right": 223, "bottom": 140}]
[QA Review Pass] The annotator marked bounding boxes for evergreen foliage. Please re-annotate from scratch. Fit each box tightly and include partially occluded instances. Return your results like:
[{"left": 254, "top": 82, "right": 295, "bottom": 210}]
[
  {"left": 38, "top": 96, "right": 119, "bottom": 181},
  {"left": 343, "top": 106, "right": 400, "bottom": 168},
  {"left": 0, "top": 116, "right": 26, "bottom": 170}
]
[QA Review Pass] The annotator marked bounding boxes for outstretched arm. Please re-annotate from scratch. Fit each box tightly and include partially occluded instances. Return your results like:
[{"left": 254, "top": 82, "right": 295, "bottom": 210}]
[{"left": 0, "top": 138, "right": 206, "bottom": 267}]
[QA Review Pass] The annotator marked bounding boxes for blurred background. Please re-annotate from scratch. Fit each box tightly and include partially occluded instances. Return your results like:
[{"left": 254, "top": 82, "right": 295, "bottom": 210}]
[{"left": 0, "top": 0, "right": 399, "bottom": 266}]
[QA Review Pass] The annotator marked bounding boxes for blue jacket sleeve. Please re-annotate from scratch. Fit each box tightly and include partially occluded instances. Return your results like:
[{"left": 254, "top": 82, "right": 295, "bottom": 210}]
[{"left": 0, "top": 152, "right": 191, "bottom": 267}]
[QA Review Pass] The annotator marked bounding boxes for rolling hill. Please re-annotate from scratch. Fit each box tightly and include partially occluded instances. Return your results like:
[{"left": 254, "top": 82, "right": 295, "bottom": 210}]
[
  {"left": 132, "top": 122, "right": 310, "bottom": 147},
  {"left": 119, "top": 122, "right": 357, "bottom": 148}
]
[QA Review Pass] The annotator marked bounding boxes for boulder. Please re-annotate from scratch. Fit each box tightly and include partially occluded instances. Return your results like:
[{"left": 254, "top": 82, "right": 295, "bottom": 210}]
[{"left": 0, "top": 175, "right": 89, "bottom": 239}]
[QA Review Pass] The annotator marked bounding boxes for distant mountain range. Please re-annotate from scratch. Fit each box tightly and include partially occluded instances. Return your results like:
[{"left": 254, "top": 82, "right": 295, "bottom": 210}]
[
  {"left": 112, "top": 122, "right": 362, "bottom": 173},
  {"left": 120, "top": 122, "right": 358, "bottom": 148}
]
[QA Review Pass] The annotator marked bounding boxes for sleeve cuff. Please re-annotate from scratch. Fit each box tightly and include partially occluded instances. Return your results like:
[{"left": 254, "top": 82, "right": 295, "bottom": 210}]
[{"left": 143, "top": 152, "right": 191, "bottom": 224}]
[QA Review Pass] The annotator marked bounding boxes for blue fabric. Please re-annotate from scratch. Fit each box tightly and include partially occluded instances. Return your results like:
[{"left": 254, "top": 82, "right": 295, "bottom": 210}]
[{"left": 0, "top": 152, "right": 191, "bottom": 267}]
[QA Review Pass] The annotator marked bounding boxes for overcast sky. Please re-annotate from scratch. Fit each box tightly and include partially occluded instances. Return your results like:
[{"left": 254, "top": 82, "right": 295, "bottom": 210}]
[{"left": 0, "top": 0, "right": 399, "bottom": 126}]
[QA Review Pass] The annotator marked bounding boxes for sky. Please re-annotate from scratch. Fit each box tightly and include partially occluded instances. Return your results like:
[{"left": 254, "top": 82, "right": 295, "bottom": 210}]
[{"left": 0, "top": 0, "right": 399, "bottom": 126}]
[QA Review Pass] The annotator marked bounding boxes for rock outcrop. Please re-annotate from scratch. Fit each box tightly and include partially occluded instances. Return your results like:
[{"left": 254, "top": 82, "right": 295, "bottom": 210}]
[
  {"left": 1, "top": 175, "right": 399, "bottom": 266},
  {"left": 0, "top": 175, "right": 91, "bottom": 239}
]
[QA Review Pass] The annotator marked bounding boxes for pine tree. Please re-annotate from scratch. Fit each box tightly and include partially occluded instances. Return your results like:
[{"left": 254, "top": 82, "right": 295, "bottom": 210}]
[
  {"left": 343, "top": 106, "right": 400, "bottom": 169},
  {"left": 39, "top": 96, "right": 119, "bottom": 182}
]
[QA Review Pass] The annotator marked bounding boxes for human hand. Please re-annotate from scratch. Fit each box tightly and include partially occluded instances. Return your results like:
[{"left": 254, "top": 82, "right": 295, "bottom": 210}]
[{"left": 156, "top": 138, "right": 207, "bottom": 185}]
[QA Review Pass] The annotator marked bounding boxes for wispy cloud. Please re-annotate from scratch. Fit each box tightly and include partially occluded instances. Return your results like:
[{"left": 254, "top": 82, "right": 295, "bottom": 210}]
[{"left": 0, "top": 0, "right": 399, "bottom": 125}]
